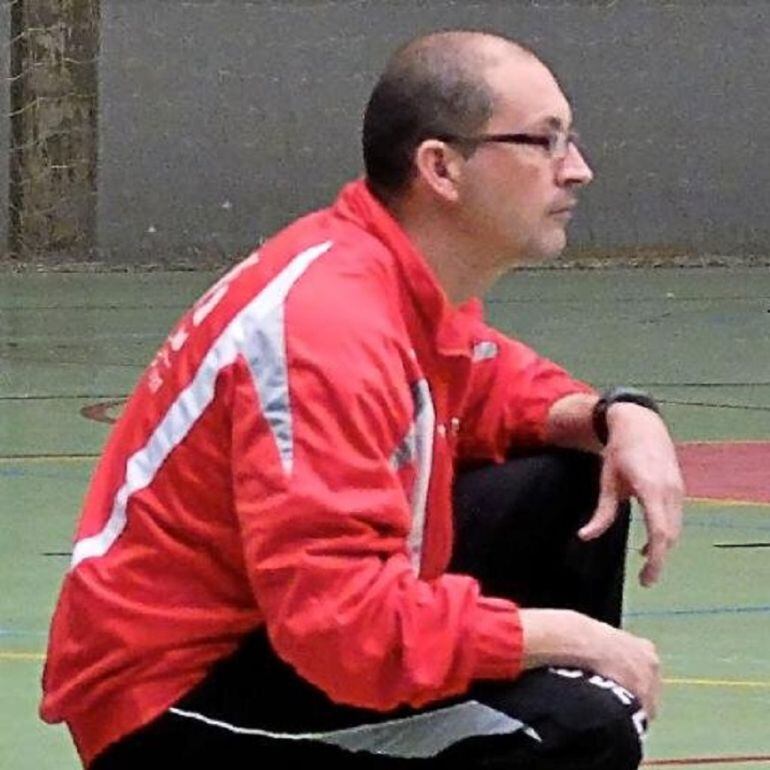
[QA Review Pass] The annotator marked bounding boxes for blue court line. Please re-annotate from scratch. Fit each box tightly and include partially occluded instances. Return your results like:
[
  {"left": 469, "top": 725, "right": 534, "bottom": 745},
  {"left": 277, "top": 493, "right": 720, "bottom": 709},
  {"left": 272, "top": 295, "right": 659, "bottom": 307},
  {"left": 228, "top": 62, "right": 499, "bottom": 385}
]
[
  {"left": 625, "top": 604, "right": 770, "bottom": 619},
  {"left": 632, "top": 513, "right": 770, "bottom": 534},
  {"left": 0, "top": 466, "right": 92, "bottom": 482},
  {"left": 631, "top": 510, "right": 770, "bottom": 534},
  {"left": 684, "top": 519, "right": 770, "bottom": 533}
]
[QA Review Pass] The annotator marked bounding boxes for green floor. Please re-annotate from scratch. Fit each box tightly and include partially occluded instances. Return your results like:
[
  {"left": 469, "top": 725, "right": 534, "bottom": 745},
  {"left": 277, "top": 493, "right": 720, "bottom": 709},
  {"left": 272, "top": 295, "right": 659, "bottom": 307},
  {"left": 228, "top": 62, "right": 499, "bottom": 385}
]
[{"left": 2, "top": 267, "right": 769, "bottom": 768}]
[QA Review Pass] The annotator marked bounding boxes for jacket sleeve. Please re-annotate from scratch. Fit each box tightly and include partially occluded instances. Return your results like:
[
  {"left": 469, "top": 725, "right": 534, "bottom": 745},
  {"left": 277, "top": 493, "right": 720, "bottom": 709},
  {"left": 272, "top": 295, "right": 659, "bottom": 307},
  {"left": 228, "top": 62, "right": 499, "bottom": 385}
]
[
  {"left": 457, "top": 322, "right": 595, "bottom": 462},
  {"left": 230, "top": 272, "right": 522, "bottom": 711}
]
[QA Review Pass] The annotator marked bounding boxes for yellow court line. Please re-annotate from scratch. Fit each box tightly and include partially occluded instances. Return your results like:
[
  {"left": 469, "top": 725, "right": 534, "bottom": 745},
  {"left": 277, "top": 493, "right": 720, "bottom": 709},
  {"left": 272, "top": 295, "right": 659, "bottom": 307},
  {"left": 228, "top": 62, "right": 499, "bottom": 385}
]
[
  {"left": 0, "top": 652, "right": 45, "bottom": 661},
  {"left": 686, "top": 496, "right": 770, "bottom": 509}
]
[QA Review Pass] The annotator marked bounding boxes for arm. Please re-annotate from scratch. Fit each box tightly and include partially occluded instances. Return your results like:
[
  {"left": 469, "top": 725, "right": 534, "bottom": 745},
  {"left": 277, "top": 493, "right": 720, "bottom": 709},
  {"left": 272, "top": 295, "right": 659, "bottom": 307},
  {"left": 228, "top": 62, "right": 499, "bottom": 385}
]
[
  {"left": 544, "top": 391, "right": 602, "bottom": 452},
  {"left": 457, "top": 327, "right": 595, "bottom": 460},
  {"left": 464, "top": 379, "right": 665, "bottom": 717}
]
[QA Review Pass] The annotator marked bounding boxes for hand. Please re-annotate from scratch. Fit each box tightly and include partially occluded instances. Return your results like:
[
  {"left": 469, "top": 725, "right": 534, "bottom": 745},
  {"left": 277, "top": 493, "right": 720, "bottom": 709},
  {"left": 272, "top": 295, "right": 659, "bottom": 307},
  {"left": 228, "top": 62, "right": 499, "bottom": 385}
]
[
  {"left": 578, "top": 402, "right": 684, "bottom": 586},
  {"left": 581, "top": 618, "right": 661, "bottom": 720},
  {"left": 521, "top": 609, "right": 661, "bottom": 719}
]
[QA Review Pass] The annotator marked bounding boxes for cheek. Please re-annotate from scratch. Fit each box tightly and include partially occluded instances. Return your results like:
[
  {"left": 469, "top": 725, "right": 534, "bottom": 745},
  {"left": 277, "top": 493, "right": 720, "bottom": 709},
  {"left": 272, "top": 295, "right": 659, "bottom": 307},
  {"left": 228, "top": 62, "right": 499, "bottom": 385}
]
[
  {"left": 497, "top": 164, "right": 550, "bottom": 215},
  {"left": 460, "top": 161, "right": 550, "bottom": 237}
]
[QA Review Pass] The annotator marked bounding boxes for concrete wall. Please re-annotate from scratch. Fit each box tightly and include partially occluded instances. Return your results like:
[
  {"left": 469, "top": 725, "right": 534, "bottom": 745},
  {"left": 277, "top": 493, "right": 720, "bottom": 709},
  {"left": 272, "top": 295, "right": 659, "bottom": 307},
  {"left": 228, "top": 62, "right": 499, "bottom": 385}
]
[{"left": 6, "top": 1, "right": 770, "bottom": 264}]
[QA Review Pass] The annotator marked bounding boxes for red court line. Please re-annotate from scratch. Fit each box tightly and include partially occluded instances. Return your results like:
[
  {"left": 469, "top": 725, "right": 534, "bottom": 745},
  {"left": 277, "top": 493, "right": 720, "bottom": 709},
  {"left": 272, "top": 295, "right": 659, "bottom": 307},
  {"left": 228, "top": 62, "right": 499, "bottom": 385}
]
[
  {"left": 80, "top": 399, "right": 125, "bottom": 424},
  {"left": 645, "top": 755, "right": 770, "bottom": 766}
]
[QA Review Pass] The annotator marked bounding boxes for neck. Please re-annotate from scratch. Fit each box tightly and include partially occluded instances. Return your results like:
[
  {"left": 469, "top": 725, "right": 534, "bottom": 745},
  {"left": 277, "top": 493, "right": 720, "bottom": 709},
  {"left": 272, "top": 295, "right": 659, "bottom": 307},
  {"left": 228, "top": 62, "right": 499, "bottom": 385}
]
[{"left": 387, "top": 197, "right": 507, "bottom": 305}]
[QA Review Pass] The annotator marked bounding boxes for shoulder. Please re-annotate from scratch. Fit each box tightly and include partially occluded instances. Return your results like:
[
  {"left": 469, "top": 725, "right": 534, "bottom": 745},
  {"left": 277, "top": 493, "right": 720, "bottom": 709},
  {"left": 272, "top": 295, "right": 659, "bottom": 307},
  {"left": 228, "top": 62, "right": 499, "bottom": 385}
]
[{"left": 277, "top": 216, "right": 404, "bottom": 341}]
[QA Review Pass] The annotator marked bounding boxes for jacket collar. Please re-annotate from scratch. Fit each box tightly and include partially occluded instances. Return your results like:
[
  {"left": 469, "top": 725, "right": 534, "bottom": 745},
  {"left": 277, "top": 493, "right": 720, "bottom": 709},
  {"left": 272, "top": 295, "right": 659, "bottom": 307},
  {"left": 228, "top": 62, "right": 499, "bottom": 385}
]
[{"left": 332, "top": 179, "right": 481, "bottom": 358}]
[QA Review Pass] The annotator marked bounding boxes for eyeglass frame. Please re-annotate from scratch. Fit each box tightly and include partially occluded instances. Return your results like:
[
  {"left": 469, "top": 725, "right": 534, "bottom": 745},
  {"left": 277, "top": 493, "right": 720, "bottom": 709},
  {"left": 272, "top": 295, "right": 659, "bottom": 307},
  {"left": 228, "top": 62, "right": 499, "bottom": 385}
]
[{"left": 435, "top": 129, "right": 581, "bottom": 161}]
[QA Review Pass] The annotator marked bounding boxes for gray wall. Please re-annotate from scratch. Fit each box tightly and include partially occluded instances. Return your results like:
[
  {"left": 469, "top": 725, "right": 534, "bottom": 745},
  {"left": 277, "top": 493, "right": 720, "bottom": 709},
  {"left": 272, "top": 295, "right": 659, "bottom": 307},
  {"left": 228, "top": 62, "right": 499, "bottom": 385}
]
[
  {"left": 6, "top": 1, "right": 770, "bottom": 264},
  {"left": 0, "top": 2, "right": 9, "bottom": 254}
]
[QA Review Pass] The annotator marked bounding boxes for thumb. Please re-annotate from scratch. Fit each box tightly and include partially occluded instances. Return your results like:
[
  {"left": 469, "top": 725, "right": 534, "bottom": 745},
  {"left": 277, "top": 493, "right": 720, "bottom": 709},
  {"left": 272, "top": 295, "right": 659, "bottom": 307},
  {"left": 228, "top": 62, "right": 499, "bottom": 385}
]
[{"left": 579, "top": 471, "right": 620, "bottom": 541}]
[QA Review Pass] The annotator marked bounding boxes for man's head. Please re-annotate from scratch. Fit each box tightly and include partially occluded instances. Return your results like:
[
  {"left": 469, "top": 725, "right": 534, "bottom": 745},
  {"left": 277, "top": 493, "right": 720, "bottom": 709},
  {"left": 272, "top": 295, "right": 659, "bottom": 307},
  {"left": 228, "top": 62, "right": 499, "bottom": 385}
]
[{"left": 363, "top": 31, "right": 593, "bottom": 267}]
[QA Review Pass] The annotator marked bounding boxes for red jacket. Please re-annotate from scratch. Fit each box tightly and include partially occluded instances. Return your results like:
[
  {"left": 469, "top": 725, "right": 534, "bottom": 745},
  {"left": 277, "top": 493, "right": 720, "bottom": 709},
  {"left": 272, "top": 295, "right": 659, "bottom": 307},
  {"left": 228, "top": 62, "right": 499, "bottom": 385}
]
[{"left": 41, "top": 180, "right": 592, "bottom": 765}]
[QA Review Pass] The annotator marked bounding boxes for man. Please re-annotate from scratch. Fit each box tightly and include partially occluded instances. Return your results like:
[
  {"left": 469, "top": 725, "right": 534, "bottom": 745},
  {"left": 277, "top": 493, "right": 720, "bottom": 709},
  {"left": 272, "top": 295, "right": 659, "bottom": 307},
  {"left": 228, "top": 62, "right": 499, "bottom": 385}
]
[{"left": 41, "top": 30, "right": 683, "bottom": 769}]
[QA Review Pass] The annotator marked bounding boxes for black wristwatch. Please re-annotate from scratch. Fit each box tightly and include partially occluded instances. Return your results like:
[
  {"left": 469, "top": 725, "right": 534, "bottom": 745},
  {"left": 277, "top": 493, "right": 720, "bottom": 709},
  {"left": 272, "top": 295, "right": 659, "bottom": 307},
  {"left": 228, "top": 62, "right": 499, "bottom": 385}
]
[{"left": 592, "top": 386, "right": 661, "bottom": 445}]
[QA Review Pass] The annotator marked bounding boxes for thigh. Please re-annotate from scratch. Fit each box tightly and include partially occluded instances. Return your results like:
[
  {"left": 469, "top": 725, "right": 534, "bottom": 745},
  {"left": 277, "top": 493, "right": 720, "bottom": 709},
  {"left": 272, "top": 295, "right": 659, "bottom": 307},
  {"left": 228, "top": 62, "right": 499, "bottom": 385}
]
[
  {"left": 90, "top": 713, "right": 416, "bottom": 770},
  {"left": 91, "top": 632, "right": 644, "bottom": 770},
  {"left": 451, "top": 450, "right": 630, "bottom": 626},
  {"left": 89, "top": 630, "right": 483, "bottom": 769}
]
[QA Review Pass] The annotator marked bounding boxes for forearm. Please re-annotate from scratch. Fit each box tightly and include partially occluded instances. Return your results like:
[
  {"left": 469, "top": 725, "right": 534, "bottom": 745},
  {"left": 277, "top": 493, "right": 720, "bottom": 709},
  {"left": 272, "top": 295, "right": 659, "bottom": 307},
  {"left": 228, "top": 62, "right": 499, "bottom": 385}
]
[
  {"left": 544, "top": 392, "right": 602, "bottom": 453},
  {"left": 520, "top": 608, "right": 598, "bottom": 670}
]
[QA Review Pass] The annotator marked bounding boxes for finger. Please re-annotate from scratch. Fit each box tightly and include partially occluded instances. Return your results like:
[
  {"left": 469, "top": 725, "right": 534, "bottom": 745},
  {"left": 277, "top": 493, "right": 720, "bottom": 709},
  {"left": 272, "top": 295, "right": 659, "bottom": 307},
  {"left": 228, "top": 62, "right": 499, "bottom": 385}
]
[
  {"left": 639, "top": 554, "right": 662, "bottom": 588},
  {"left": 647, "top": 658, "right": 662, "bottom": 721},
  {"left": 579, "top": 469, "right": 620, "bottom": 541},
  {"left": 638, "top": 639, "right": 661, "bottom": 720},
  {"left": 644, "top": 684, "right": 659, "bottom": 722},
  {"left": 665, "top": 483, "right": 685, "bottom": 543},
  {"left": 639, "top": 485, "right": 682, "bottom": 585},
  {"left": 638, "top": 518, "right": 672, "bottom": 587}
]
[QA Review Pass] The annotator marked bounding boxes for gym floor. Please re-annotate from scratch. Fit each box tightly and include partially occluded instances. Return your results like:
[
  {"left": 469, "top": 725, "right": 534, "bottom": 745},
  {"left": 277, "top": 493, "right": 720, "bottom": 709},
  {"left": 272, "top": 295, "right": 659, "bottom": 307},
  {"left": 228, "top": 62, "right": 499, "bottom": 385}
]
[{"left": 2, "top": 266, "right": 768, "bottom": 769}]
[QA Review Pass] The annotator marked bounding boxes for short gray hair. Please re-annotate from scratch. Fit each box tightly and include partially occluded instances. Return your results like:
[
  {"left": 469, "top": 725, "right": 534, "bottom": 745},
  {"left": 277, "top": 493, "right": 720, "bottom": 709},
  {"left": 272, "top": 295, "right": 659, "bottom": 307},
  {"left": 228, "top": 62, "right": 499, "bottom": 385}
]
[{"left": 362, "top": 31, "right": 532, "bottom": 201}]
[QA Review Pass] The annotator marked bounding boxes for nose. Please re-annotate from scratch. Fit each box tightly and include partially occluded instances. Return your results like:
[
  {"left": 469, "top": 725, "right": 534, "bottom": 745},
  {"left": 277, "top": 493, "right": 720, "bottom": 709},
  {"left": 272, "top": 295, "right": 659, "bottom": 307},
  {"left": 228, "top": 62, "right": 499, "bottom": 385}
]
[{"left": 558, "top": 143, "right": 593, "bottom": 187}]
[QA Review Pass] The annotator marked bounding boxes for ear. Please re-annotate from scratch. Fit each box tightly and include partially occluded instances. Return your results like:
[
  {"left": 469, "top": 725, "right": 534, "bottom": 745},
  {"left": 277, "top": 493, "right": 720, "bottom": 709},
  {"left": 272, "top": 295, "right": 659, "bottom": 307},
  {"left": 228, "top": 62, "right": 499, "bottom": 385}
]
[{"left": 413, "top": 139, "right": 464, "bottom": 202}]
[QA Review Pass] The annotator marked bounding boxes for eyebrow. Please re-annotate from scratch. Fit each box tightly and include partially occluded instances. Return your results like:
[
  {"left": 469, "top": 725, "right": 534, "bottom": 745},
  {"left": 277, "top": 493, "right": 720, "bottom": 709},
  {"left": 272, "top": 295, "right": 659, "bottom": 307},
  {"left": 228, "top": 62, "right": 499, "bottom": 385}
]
[{"left": 532, "top": 116, "right": 572, "bottom": 131}]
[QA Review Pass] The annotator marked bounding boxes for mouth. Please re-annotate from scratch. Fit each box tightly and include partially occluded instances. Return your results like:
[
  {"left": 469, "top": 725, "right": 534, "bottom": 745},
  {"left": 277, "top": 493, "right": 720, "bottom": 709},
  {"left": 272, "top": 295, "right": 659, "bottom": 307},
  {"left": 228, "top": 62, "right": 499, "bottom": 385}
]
[
  {"left": 550, "top": 199, "right": 577, "bottom": 214},
  {"left": 549, "top": 201, "right": 577, "bottom": 220}
]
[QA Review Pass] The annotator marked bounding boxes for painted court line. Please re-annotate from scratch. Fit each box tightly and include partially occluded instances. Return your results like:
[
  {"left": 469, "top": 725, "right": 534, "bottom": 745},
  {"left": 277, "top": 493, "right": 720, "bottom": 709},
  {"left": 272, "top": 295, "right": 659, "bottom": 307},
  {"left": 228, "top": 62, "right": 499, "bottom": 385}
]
[
  {"left": 644, "top": 755, "right": 770, "bottom": 766},
  {"left": 688, "top": 496, "right": 770, "bottom": 509},
  {"left": 0, "top": 393, "right": 127, "bottom": 401},
  {"left": 627, "top": 605, "right": 770, "bottom": 619},
  {"left": 664, "top": 677, "right": 770, "bottom": 689},
  {"left": 0, "top": 454, "right": 98, "bottom": 463},
  {"left": 662, "top": 399, "right": 770, "bottom": 412},
  {"left": 679, "top": 439, "right": 770, "bottom": 446}
]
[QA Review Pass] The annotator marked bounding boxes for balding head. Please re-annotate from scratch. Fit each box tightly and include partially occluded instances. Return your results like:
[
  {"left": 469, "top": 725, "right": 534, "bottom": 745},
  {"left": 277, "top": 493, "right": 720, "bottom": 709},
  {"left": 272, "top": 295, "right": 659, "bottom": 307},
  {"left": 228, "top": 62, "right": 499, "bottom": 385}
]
[{"left": 363, "top": 31, "right": 536, "bottom": 201}]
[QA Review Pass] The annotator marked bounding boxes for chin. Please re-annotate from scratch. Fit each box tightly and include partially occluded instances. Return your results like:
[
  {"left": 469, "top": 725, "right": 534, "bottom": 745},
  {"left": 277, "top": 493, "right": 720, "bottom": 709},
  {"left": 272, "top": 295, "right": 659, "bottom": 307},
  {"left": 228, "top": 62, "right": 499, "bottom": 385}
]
[{"left": 527, "top": 232, "right": 567, "bottom": 263}]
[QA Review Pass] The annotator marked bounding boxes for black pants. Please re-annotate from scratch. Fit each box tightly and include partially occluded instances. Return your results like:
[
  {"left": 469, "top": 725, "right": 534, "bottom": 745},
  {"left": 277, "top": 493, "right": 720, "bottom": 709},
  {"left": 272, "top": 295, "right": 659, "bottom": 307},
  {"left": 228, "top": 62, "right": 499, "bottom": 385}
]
[{"left": 92, "top": 451, "right": 642, "bottom": 770}]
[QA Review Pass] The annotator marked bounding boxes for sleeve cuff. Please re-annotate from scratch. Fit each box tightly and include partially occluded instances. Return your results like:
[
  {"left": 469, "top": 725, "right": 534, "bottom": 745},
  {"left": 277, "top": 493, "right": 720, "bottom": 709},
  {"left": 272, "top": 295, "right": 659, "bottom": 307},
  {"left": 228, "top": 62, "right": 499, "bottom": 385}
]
[
  {"left": 530, "top": 380, "right": 596, "bottom": 444},
  {"left": 469, "top": 596, "right": 523, "bottom": 680}
]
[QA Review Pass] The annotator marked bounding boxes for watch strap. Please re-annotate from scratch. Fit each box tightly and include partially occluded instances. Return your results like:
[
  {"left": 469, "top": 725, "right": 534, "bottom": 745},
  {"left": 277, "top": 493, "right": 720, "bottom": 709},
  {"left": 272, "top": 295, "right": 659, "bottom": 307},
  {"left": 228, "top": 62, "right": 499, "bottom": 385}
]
[{"left": 592, "top": 386, "right": 660, "bottom": 445}]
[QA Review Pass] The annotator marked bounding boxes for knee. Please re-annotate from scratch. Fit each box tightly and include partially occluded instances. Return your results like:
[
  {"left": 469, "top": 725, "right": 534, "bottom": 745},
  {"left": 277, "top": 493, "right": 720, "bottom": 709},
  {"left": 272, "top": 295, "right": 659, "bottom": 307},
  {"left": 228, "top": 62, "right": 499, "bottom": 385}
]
[
  {"left": 583, "top": 707, "right": 645, "bottom": 770},
  {"left": 556, "top": 671, "right": 646, "bottom": 770}
]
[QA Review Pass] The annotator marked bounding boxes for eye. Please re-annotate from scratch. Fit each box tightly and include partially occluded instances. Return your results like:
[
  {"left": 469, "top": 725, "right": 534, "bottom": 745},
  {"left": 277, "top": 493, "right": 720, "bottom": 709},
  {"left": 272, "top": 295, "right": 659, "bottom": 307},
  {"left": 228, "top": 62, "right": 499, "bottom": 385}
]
[{"left": 522, "top": 135, "right": 555, "bottom": 151}]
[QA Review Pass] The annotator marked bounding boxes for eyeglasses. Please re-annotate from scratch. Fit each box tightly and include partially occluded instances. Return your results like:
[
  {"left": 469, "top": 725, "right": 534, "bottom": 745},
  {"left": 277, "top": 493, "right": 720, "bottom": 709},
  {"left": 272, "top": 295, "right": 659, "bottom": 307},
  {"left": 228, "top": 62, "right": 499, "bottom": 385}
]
[{"left": 438, "top": 130, "right": 581, "bottom": 161}]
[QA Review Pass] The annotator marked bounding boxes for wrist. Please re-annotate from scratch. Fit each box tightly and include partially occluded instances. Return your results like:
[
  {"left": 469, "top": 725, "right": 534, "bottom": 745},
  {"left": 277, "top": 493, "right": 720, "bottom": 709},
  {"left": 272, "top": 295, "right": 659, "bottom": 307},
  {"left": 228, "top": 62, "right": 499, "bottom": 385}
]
[{"left": 592, "top": 386, "right": 660, "bottom": 445}]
